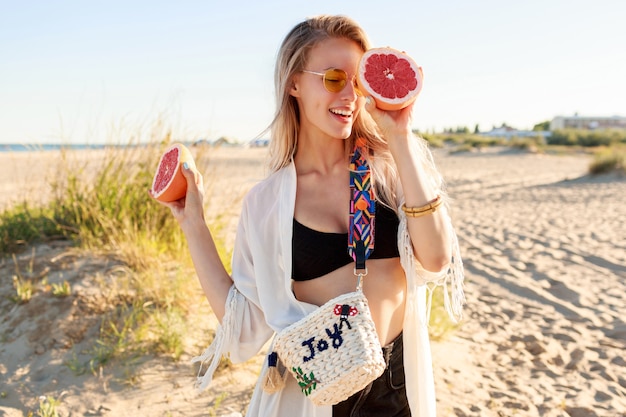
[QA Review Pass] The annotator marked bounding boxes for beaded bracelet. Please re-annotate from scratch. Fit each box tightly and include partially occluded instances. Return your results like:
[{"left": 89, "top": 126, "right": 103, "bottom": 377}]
[{"left": 401, "top": 195, "right": 443, "bottom": 218}]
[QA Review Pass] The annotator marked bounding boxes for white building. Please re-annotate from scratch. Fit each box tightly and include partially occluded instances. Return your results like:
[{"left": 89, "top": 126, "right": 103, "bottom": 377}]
[
  {"left": 480, "top": 126, "right": 551, "bottom": 140},
  {"left": 550, "top": 115, "right": 626, "bottom": 130}
]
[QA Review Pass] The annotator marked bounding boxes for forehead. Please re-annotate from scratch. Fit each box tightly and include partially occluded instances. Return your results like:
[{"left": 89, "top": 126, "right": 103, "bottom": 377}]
[{"left": 307, "top": 37, "right": 364, "bottom": 69}]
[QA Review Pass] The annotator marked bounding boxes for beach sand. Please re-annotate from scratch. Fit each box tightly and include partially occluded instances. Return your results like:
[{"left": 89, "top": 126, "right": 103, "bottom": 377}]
[{"left": 1, "top": 146, "right": 625, "bottom": 416}]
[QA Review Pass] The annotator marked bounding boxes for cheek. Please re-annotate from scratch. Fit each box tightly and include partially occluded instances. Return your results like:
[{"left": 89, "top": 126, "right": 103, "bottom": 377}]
[
  {"left": 297, "top": 96, "right": 329, "bottom": 126},
  {"left": 298, "top": 84, "right": 326, "bottom": 106}
]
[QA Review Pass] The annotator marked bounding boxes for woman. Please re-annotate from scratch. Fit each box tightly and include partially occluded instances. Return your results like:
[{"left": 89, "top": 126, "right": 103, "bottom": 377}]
[{"left": 157, "top": 14, "right": 463, "bottom": 417}]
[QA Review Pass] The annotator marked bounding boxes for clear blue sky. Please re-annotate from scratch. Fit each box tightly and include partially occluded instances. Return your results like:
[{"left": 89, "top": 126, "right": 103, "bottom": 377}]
[{"left": 1, "top": 0, "right": 625, "bottom": 144}]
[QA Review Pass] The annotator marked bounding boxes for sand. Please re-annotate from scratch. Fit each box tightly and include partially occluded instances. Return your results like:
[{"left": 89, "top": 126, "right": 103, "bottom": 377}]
[
  {"left": 433, "top": 148, "right": 626, "bottom": 416},
  {"left": 1, "top": 146, "right": 625, "bottom": 416}
]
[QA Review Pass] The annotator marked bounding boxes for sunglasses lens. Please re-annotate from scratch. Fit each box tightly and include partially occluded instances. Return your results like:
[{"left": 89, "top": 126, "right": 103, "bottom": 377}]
[{"left": 323, "top": 69, "right": 347, "bottom": 93}]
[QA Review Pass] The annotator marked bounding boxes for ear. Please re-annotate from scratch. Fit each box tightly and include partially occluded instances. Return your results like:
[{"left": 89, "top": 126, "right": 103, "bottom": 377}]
[{"left": 289, "top": 74, "right": 301, "bottom": 97}]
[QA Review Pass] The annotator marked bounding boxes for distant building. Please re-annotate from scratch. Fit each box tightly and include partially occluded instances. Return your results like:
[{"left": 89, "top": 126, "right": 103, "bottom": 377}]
[
  {"left": 550, "top": 115, "right": 626, "bottom": 130},
  {"left": 480, "top": 126, "right": 516, "bottom": 137},
  {"left": 480, "top": 126, "right": 551, "bottom": 140}
]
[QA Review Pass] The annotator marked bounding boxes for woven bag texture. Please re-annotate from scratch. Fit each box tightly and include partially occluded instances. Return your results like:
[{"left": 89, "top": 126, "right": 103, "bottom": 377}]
[{"left": 274, "top": 290, "right": 385, "bottom": 406}]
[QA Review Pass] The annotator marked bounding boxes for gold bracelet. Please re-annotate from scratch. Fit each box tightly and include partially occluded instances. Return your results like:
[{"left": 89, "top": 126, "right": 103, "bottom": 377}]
[{"left": 401, "top": 195, "right": 443, "bottom": 218}]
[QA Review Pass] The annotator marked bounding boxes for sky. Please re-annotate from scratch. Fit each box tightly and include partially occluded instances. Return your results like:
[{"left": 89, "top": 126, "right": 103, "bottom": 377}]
[{"left": 1, "top": 0, "right": 625, "bottom": 145}]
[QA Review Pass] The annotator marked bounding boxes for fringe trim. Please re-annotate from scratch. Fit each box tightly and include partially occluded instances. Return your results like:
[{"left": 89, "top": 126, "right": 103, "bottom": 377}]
[
  {"left": 191, "top": 285, "right": 239, "bottom": 391},
  {"left": 439, "top": 230, "right": 465, "bottom": 322},
  {"left": 261, "top": 352, "right": 288, "bottom": 394},
  {"left": 399, "top": 215, "right": 465, "bottom": 324}
]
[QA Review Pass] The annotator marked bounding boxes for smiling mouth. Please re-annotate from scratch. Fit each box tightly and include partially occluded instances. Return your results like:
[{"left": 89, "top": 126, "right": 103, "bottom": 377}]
[{"left": 330, "top": 108, "right": 353, "bottom": 118}]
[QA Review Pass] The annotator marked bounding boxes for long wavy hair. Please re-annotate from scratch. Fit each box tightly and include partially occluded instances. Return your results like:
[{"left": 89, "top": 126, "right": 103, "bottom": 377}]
[{"left": 267, "top": 15, "right": 444, "bottom": 207}]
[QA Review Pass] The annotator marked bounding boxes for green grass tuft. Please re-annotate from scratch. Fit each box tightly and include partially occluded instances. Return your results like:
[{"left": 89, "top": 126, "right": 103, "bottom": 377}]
[
  {"left": 0, "top": 204, "right": 61, "bottom": 253},
  {"left": 589, "top": 146, "right": 626, "bottom": 175}
]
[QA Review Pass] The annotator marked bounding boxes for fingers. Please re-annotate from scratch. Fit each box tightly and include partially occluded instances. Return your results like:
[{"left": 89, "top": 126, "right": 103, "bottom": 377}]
[
  {"left": 364, "top": 96, "right": 384, "bottom": 123},
  {"left": 181, "top": 162, "right": 203, "bottom": 192},
  {"left": 181, "top": 161, "right": 195, "bottom": 181},
  {"left": 194, "top": 164, "right": 204, "bottom": 189},
  {"left": 363, "top": 94, "right": 415, "bottom": 140},
  {"left": 181, "top": 162, "right": 206, "bottom": 215}
]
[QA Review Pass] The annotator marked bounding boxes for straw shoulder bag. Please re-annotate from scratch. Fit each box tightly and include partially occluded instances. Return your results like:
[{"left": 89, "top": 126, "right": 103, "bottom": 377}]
[{"left": 272, "top": 275, "right": 385, "bottom": 405}]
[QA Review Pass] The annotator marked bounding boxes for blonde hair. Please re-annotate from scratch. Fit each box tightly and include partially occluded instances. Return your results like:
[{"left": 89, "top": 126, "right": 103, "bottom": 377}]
[{"left": 267, "top": 15, "right": 444, "bottom": 207}]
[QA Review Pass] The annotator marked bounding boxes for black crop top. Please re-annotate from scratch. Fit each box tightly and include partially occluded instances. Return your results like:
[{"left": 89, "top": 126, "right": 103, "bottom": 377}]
[{"left": 292, "top": 203, "right": 400, "bottom": 281}]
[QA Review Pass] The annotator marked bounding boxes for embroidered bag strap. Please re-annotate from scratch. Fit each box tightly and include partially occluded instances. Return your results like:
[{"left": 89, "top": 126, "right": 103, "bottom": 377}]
[{"left": 348, "top": 138, "right": 375, "bottom": 273}]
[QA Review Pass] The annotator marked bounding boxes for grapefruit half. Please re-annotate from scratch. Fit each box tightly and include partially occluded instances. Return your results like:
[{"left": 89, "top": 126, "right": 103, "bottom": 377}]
[
  {"left": 150, "top": 143, "right": 196, "bottom": 202},
  {"left": 357, "top": 47, "right": 423, "bottom": 111}
]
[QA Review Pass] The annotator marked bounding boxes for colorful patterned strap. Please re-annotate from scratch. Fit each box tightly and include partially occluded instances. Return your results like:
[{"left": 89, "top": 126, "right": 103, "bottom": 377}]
[{"left": 348, "top": 138, "right": 375, "bottom": 271}]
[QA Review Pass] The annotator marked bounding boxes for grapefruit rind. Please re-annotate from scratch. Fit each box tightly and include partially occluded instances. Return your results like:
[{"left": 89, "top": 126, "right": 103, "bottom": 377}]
[
  {"left": 151, "top": 143, "right": 196, "bottom": 202},
  {"left": 357, "top": 47, "right": 423, "bottom": 111}
]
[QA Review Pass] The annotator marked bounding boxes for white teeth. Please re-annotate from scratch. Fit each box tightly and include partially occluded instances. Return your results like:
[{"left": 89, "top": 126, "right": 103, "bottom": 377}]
[{"left": 330, "top": 109, "right": 352, "bottom": 116}]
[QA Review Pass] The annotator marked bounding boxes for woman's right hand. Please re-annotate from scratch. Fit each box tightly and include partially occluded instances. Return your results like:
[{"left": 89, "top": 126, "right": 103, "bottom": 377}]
[{"left": 150, "top": 162, "right": 206, "bottom": 230}]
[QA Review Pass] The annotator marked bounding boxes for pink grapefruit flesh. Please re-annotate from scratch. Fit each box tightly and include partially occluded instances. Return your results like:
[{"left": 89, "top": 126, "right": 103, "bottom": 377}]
[{"left": 357, "top": 47, "right": 423, "bottom": 111}]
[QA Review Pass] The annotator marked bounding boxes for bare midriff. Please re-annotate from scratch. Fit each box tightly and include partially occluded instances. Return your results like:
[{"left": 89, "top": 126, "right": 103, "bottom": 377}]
[{"left": 292, "top": 257, "right": 406, "bottom": 346}]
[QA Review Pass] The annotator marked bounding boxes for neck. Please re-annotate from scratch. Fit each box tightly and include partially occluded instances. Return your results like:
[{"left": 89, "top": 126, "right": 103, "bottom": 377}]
[{"left": 294, "top": 134, "right": 347, "bottom": 176}]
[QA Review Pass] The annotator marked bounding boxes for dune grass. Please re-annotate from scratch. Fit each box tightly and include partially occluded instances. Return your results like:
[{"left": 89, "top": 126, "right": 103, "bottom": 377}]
[
  {"left": 1, "top": 130, "right": 232, "bottom": 375},
  {"left": 50, "top": 142, "right": 189, "bottom": 270},
  {"left": 50, "top": 140, "right": 230, "bottom": 373},
  {"left": 589, "top": 145, "right": 626, "bottom": 175},
  {"left": 0, "top": 204, "right": 60, "bottom": 253}
]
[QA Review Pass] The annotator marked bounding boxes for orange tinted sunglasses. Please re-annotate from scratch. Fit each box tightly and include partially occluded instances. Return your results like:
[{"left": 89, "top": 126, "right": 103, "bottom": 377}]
[{"left": 302, "top": 68, "right": 363, "bottom": 96}]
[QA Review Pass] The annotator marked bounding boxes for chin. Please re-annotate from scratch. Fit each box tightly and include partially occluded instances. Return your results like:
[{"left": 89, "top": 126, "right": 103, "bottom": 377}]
[{"left": 338, "top": 127, "right": 354, "bottom": 140}]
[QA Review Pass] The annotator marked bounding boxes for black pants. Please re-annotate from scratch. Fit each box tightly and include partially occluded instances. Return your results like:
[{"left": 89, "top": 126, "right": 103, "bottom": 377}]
[{"left": 332, "top": 333, "right": 411, "bottom": 417}]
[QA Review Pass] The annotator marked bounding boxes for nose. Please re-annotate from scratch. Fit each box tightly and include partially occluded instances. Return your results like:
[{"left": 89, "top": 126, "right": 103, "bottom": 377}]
[{"left": 341, "top": 76, "right": 362, "bottom": 99}]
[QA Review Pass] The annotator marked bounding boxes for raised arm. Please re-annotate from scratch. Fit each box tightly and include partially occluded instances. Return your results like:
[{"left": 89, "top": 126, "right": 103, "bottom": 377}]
[
  {"left": 151, "top": 163, "right": 233, "bottom": 322},
  {"left": 365, "top": 98, "right": 452, "bottom": 272}
]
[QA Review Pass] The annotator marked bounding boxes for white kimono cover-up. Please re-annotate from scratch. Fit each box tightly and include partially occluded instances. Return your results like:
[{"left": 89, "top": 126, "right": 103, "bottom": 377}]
[{"left": 193, "top": 162, "right": 464, "bottom": 417}]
